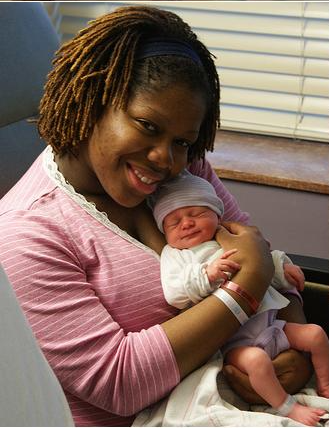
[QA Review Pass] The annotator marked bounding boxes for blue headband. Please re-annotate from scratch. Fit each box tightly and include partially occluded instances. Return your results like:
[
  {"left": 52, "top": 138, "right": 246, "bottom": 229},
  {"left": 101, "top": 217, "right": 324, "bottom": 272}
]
[{"left": 136, "top": 37, "right": 202, "bottom": 66}]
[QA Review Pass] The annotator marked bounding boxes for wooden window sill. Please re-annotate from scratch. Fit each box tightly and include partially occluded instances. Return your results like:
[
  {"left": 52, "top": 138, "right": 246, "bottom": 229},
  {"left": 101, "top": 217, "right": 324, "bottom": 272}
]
[{"left": 206, "top": 130, "right": 329, "bottom": 195}]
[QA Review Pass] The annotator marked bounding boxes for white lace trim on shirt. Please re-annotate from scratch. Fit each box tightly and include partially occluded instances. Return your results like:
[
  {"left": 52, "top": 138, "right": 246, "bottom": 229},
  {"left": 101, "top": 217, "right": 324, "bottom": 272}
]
[{"left": 42, "top": 146, "right": 160, "bottom": 260}]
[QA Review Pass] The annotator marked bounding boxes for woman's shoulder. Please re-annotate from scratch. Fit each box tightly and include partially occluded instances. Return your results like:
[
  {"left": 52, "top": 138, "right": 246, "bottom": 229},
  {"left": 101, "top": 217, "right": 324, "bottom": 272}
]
[
  {"left": 0, "top": 149, "right": 56, "bottom": 215},
  {"left": 188, "top": 157, "right": 212, "bottom": 178}
]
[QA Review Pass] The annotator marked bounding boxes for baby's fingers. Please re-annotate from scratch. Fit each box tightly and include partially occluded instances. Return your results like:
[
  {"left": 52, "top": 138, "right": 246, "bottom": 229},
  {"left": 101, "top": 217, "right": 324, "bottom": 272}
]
[
  {"left": 294, "top": 267, "right": 305, "bottom": 291},
  {"left": 217, "top": 259, "right": 241, "bottom": 271},
  {"left": 285, "top": 271, "right": 298, "bottom": 288},
  {"left": 284, "top": 264, "right": 305, "bottom": 291},
  {"left": 221, "top": 249, "right": 238, "bottom": 259},
  {"left": 217, "top": 260, "right": 241, "bottom": 274}
]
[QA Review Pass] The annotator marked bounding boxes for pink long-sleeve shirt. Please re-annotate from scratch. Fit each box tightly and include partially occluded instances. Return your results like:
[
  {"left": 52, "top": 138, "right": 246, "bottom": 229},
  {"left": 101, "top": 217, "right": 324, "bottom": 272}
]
[{"left": 0, "top": 147, "right": 249, "bottom": 426}]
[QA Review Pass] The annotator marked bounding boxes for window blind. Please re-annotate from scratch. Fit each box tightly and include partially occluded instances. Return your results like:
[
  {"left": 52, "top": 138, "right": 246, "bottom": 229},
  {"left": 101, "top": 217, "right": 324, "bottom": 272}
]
[{"left": 46, "top": 1, "right": 329, "bottom": 143}]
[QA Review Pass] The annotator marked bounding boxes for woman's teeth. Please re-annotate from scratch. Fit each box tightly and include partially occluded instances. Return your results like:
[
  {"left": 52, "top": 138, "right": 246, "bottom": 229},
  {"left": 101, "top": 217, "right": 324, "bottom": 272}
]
[{"left": 134, "top": 169, "right": 155, "bottom": 185}]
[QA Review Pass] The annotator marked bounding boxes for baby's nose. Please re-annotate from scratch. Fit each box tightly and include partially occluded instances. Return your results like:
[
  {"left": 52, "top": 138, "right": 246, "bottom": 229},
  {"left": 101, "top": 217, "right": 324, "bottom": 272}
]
[{"left": 181, "top": 217, "right": 194, "bottom": 228}]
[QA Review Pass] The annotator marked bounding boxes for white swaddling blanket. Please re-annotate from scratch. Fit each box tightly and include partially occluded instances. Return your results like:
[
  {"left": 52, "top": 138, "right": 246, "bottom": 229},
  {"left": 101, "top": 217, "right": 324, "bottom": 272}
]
[{"left": 133, "top": 352, "right": 329, "bottom": 427}]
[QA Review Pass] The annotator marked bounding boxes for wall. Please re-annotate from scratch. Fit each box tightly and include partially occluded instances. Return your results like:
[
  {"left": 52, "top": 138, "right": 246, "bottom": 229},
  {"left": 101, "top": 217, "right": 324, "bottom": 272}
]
[{"left": 222, "top": 179, "right": 329, "bottom": 260}]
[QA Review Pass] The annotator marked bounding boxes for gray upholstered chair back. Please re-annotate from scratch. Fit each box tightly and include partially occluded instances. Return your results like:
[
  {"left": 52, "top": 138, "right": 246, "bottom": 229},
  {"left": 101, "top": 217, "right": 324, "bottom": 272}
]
[{"left": 0, "top": 3, "right": 59, "bottom": 198}]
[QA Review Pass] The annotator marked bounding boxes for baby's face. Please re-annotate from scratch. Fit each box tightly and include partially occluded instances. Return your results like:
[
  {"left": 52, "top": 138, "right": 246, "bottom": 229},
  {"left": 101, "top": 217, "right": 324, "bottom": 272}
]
[{"left": 163, "top": 206, "right": 220, "bottom": 250}]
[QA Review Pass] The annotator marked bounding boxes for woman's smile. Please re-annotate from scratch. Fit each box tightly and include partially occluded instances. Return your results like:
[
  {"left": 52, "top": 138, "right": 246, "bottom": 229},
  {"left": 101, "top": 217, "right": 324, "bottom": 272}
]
[{"left": 126, "top": 163, "right": 164, "bottom": 195}]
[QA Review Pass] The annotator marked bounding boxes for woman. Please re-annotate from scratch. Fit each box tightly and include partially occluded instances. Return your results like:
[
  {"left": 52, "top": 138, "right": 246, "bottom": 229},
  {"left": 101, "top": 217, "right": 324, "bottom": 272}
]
[{"left": 0, "top": 5, "right": 311, "bottom": 426}]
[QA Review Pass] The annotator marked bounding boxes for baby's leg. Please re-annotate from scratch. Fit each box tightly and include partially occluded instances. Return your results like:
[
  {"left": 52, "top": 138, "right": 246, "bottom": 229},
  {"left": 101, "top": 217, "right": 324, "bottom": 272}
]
[
  {"left": 284, "top": 322, "right": 329, "bottom": 398},
  {"left": 226, "top": 346, "right": 286, "bottom": 408},
  {"left": 226, "top": 346, "right": 326, "bottom": 425}
]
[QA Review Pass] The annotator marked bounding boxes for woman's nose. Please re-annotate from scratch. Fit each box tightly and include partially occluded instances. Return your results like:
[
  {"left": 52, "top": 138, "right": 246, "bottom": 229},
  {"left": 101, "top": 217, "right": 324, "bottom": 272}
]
[{"left": 147, "top": 141, "right": 174, "bottom": 170}]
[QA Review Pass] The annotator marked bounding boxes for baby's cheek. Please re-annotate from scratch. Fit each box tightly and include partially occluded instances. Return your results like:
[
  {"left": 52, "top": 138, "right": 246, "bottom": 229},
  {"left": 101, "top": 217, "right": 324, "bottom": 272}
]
[{"left": 165, "top": 231, "right": 177, "bottom": 247}]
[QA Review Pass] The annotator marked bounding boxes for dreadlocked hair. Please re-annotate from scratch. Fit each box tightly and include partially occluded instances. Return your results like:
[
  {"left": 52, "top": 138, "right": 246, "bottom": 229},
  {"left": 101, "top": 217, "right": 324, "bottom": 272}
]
[{"left": 38, "top": 5, "right": 220, "bottom": 161}]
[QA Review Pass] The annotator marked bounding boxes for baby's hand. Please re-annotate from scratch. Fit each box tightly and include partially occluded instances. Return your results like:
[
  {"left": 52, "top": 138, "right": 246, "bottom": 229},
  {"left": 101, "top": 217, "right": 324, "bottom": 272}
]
[
  {"left": 206, "top": 249, "right": 240, "bottom": 286},
  {"left": 284, "top": 263, "right": 305, "bottom": 291}
]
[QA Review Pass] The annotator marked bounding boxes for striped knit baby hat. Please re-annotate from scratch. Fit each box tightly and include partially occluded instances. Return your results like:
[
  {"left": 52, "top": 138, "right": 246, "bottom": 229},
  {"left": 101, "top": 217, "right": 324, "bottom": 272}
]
[{"left": 151, "top": 170, "right": 224, "bottom": 232}]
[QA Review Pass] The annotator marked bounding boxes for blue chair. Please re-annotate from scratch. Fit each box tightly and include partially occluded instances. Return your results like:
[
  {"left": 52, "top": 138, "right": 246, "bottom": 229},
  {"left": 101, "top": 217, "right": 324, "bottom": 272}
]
[
  {"left": 0, "top": 5, "right": 74, "bottom": 424},
  {"left": 0, "top": 3, "right": 59, "bottom": 198}
]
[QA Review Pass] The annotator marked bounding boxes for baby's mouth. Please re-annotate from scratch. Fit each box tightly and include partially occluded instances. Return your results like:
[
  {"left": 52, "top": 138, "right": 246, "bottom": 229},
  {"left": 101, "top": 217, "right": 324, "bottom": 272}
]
[{"left": 182, "top": 230, "right": 200, "bottom": 239}]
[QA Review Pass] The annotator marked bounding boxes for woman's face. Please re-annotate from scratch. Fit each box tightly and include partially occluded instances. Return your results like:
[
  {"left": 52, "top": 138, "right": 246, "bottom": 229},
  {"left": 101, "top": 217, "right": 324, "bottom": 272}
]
[{"left": 84, "top": 84, "right": 207, "bottom": 207}]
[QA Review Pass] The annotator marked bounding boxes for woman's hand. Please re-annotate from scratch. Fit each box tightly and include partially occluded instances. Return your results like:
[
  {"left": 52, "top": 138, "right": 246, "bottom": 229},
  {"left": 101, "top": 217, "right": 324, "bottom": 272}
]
[
  {"left": 216, "top": 222, "right": 271, "bottom": 266},
  {"left": 223, "top": 349, "right": 313, "bottom": 404},
  {"left": 215, "top": 222, "right": 274, "bottom": 304}
]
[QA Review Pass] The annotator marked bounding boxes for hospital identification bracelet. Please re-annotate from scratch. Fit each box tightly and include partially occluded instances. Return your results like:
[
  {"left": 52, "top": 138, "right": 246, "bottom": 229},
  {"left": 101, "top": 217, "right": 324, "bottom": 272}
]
[
  {"left": 213, "top": 288, "right": 249, "bottom": 325},
  {"left": 222, "top": 281, "right": 260, "bottom": 314}
]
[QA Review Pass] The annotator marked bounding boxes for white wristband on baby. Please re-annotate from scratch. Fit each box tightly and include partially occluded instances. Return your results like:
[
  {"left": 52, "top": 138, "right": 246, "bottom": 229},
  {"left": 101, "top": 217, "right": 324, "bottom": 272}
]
[
  {"left": 276, "top": 394, "right": 296, "bottom": 416},
  {"left": 213, "top": 288, "right": 249, "bottom": 325}
]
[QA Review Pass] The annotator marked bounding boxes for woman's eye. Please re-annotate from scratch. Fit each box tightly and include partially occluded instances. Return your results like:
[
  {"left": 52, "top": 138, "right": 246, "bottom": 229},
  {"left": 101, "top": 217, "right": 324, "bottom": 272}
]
[
  {"left": 175, "top": 139, "right": 192, "bottom": 149},
  {"left": 138, "top": 120, "right": 156, "bottom": 132}
]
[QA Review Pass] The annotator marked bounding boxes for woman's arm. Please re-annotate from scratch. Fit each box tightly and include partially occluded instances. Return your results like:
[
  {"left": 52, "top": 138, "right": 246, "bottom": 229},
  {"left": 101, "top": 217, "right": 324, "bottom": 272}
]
[
  {"left": 162, "top": 222, "right": 274, "bottom": 378},
  {"left": 278, "top": 293, "right": 307, "bottom": 324},
  {"left": 0, "top": 213, "right": 181, "bottom": 417}
]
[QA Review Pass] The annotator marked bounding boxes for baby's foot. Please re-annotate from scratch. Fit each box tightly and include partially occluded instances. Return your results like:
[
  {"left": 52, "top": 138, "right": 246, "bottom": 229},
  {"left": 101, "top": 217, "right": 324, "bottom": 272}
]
[{"left": 288, "top": 402, "right": 326, "bottom": 426}]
